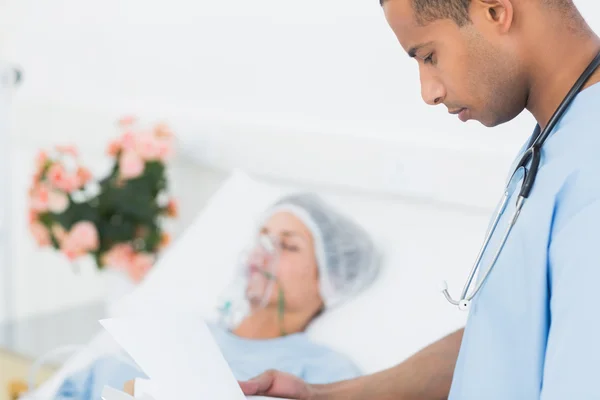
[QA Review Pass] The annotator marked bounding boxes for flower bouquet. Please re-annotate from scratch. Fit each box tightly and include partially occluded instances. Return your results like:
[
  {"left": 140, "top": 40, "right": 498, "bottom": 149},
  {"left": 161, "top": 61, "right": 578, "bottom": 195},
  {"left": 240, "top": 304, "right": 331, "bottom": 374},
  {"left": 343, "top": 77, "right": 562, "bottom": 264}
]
[{"left": 28, "top": 117, "right": 178, "bottom": 285}]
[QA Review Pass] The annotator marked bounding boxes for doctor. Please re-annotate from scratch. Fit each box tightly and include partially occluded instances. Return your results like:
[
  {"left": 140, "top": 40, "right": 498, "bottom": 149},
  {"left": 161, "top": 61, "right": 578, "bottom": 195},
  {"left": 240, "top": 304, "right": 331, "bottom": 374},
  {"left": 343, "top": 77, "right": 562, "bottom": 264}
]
[{"left": 240, "top": 0, "right": 600, "bottom": 399}]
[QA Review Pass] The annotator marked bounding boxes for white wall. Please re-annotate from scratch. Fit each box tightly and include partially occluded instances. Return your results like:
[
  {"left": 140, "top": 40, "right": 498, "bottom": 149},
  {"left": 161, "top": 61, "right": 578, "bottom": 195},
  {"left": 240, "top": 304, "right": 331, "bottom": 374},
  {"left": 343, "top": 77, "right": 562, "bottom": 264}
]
[{"left": 0, "top": 69, "right": 16, "bottom": 322}]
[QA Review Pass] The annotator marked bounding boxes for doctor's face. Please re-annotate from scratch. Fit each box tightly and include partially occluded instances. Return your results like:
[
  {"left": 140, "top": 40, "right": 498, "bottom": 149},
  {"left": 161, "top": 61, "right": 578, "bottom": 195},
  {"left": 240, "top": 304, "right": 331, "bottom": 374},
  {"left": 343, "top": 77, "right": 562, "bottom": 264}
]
[{"left": 383, "top": 0, "right": 528, "bottom": 127}]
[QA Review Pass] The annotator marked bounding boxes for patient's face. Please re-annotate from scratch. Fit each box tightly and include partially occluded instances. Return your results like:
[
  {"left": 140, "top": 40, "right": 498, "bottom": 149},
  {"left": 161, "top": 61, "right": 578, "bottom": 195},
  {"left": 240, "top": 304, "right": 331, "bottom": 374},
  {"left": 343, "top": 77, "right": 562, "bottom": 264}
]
[{"left": 249, "top": 211, "right": 323, "bottom": 314}]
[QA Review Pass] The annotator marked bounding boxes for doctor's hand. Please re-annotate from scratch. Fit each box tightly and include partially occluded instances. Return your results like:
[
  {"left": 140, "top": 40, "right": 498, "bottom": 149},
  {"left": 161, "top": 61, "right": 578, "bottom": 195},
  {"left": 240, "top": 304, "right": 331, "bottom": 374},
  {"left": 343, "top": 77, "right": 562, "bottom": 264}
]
[{"left": 239, "top": 370, "right": 314, "bottom": 399}]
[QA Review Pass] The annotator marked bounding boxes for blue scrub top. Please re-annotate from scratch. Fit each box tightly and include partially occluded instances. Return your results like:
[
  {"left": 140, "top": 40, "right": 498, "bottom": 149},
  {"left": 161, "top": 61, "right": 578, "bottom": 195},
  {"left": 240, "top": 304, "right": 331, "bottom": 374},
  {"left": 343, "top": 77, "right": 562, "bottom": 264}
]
[{"left": 449, "top": 82, "right": 600, "bottom": 399}]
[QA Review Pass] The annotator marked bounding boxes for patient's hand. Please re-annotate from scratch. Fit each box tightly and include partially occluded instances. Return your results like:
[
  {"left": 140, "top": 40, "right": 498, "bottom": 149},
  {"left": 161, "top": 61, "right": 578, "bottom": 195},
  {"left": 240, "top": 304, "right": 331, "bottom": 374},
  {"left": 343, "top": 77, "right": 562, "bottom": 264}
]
[
  {"left": 124, "top": 380, "right": 135, "bottom": 396},
  {"left": 239, "top": 370, "right": 313, "bottom": 399}
]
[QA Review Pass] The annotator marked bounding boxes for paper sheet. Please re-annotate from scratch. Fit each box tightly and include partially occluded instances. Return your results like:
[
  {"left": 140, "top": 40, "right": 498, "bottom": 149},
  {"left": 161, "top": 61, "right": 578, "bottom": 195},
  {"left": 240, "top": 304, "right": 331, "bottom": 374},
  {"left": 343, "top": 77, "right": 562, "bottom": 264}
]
[
  {"left": 99, "top": 314, "right": 247, "bottom": 400},
  {"left": 134, "top": 378, "right": 159, "bottom": 399}
]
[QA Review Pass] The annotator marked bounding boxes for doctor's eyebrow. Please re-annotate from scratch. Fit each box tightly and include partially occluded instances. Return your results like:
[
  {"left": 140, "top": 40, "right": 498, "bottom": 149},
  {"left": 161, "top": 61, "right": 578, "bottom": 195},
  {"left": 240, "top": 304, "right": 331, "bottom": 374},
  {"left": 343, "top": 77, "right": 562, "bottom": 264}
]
[{"left": 408, "top": 41, "right": 434, "bottom": 58}]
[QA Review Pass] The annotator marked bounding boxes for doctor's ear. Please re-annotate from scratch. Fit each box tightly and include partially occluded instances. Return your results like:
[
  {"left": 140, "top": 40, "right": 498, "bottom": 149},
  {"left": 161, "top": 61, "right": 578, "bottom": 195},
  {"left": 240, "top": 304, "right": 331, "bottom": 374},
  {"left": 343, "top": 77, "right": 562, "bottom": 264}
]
[{"left": 472, "top": 0, "right": 515, "bottom": 33}]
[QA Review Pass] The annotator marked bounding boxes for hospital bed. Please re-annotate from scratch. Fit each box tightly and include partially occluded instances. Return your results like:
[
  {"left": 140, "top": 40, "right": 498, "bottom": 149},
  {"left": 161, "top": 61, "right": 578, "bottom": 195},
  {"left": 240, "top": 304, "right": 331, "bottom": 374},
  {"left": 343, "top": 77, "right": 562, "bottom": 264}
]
[{"left": 18, "top": 169, "right": 491, "bottom": 399}]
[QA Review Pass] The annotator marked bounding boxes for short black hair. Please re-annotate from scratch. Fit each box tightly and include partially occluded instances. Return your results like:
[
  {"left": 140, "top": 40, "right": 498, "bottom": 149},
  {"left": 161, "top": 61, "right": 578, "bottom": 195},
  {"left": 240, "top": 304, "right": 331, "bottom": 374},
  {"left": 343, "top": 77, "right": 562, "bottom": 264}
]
[
  {"left": 379, "top": 0, "right": 574, "bottom": 28},
  {"left": 379, "top": 0, "right": 471, "bottom": 26},
  {"left": 411, "top": 0, "right": 471, "bottom": 26}
]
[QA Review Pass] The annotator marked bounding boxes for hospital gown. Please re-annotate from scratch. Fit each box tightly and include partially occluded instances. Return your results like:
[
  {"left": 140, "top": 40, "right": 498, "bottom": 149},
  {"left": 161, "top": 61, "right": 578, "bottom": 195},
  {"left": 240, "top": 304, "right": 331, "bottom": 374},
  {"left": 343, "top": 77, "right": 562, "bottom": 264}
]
[
  {"left": 448, "top": 82, "right": 600, "bottom": 399},
  {"left": 55, "top": 323, "right": 360, "bottom": 400}
]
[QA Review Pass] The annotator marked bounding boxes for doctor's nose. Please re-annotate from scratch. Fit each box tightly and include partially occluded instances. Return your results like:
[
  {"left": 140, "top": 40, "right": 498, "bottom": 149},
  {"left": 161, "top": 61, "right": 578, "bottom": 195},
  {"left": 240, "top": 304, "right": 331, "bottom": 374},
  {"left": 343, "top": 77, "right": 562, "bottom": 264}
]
[{"left": 420, "top": 75, "right": 446, "bottom": 106}]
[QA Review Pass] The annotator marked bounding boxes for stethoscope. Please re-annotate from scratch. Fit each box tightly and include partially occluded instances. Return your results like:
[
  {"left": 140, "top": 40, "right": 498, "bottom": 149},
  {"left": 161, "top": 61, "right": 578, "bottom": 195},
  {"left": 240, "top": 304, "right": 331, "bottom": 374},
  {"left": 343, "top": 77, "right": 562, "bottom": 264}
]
[{"left": 441, "top": 50, "right": 600, "bottom": 311}]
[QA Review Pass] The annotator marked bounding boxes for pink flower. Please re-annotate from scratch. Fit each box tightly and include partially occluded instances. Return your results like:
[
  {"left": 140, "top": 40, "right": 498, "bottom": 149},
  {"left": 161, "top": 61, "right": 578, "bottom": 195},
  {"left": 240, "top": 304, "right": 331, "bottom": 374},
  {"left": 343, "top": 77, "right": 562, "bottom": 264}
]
[
  {"left": 46, "top": 164, "right": 65, "bottom": 186},
  {"left": 101, "top": 245, "right": 155, "bottom": 282},
  {"left": 69, "top": 221, "right": 99, "bottom": 251},
  {"left": 29, "top": 183, "right": 50, "bottom": 212},
  {"left": 32, "top": 171, "right": 42, "bottom": 186},
  {"left": 76, "top": 167, "right": 93, "bottom": 187},
  {"left": 30, "top": 221, "right": 51, "bottom": 247},
  {"left": 102, "top": 243, "right": 135, "bottom": 268},
  {"left": 118, "top": 115, "right": 137, "bottom": 127},
  {"left": 35, "top": 151, "right": 48, "bottom": 171},
  {"left": 47, "top": 164, "right": 80, "bottom": 193},
  {"left": 55, "top": 145, "right": 78, "bottom": 157},
  {"left": 136, "top": 133, "right": 161, "bottom": 161},
  {"left": 51, "top": 224, "right": 68, "bottom": 244},
  {"left": 160, "top": 232, "right": 171, "bottom": 249},
  {"left": 119, "top": 150, "right": 145, "bottom": 180},
  {"left": 59, "top": 221, "right": 99, "bottom": 261},
  {"left": 154, "top": 123, "right": 173, "bottom": 138},
  {"left": 28, "top": 209, "right": 38, "bottom": 224},
  {"left": 107, "top": 139, "right": 121, "bottom": 157},
  {"left": 157, "top": 139, "right": 174, "bottom": 162},
  {"left": 127, "top": 252, "right": 155, "bottom": 283},
  {"left": 121, "top": 132, "right": 137, "bottom": 152},
  {"left": 61, "top": 237, "right": 84, "bottom": 261},
  {"left": 166, "top": 198, "right": 178, "bottom": 218},
  {"left": 47, "top": 190, "right": 69, "bottom": 213}
]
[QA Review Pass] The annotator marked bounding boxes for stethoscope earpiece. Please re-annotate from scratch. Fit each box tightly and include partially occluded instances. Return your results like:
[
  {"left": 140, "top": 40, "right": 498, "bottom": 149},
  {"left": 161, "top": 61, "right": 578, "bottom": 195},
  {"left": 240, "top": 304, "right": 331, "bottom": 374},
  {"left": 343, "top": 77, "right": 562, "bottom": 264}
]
[
  {"left": 459, "top": 300, "right": 470, "bottom": 311},
  {"left": 439, "top": 280, "right": 449, "bottom": 293}
]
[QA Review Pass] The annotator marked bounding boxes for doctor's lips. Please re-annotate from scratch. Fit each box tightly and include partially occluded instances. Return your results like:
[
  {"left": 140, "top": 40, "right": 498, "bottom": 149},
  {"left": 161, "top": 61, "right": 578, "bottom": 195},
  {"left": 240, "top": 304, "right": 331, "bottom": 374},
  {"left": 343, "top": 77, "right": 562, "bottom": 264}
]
[{"left": 448, "top": 107, "right": 469, "bottom": 122}]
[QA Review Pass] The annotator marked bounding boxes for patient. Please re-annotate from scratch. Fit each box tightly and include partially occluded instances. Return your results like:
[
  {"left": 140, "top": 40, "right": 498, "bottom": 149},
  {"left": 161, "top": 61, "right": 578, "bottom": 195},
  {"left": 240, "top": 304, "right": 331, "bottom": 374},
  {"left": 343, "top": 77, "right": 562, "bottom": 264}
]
[{"left": 54, "top": 193, "right": 380, "bottom": 399}]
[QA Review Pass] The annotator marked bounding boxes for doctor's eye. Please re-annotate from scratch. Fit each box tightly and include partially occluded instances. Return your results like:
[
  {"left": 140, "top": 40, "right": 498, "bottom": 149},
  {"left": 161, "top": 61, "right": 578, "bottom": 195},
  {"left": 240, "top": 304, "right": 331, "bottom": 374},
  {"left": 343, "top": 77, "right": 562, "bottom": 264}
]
[{"left": 424, "top": 53, "right": 436, "bottom": 65}]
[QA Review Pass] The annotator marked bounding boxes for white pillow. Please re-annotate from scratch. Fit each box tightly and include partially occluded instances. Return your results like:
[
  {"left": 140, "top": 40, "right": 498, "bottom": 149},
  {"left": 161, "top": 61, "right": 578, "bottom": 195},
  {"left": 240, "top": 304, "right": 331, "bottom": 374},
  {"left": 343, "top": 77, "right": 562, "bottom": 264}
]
[
  {"left": 113, "top": 170, "right": 285, "bottom": 319},
  {"left": 114, "top": 169, "right": 486, "bottom": 374},
  {"left": 299, "top": 193, "right": 477, "bottom": 373}
]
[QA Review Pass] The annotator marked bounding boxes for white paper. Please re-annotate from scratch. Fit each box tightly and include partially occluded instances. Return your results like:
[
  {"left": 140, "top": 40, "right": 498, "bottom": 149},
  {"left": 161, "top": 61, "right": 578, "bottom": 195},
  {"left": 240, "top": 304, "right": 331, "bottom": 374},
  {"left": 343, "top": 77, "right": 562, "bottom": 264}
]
[
  {"left": 99, "top": 314, "right": 248, "bottom": 400},
  {"left": 134, "top": 378, "right": 159, "bottom": 399}
]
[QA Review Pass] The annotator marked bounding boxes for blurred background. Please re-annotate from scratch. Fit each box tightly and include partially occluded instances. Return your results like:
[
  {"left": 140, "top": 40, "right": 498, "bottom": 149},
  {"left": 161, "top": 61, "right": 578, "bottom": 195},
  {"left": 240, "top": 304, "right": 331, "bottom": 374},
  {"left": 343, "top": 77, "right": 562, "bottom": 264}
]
[{"left": 0, "top": 0, "right": 598, "bottom": 397}]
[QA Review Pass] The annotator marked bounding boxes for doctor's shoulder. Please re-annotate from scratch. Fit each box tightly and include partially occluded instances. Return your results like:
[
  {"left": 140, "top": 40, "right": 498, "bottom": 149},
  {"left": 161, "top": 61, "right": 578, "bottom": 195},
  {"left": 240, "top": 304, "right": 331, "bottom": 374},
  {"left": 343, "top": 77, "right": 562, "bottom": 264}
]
[
  {"left": 544, "top": 107, "right": 600, "bottom": 213},
  {"left": 547, "top": 153, "right": 600, "bottom": 239}
]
